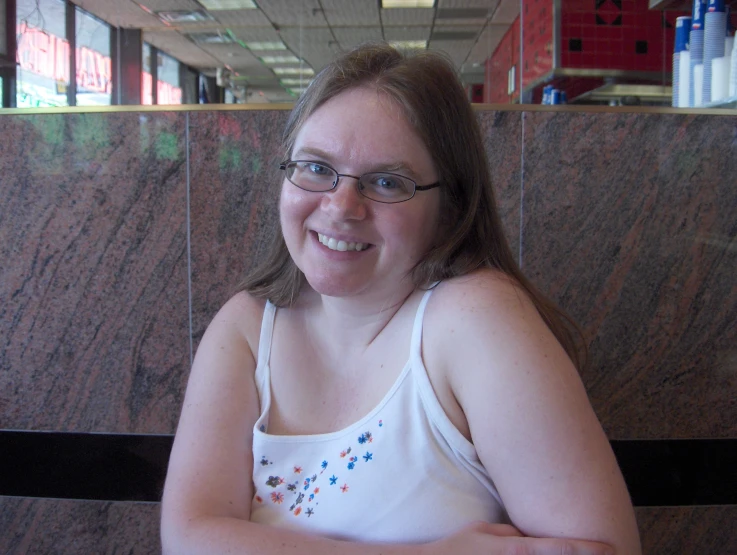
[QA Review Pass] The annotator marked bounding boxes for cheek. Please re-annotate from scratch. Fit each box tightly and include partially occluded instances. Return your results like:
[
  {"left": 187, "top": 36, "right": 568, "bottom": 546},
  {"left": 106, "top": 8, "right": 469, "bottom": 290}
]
[{"left": 279, "top": 184, "right": 311, "bottom": 230}]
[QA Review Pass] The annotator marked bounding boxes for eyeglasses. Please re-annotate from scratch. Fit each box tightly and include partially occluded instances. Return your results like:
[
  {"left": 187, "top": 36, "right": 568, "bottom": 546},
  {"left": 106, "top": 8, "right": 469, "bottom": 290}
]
[{"left": 279, "top": 160, "right": 440, "bottom": 204}]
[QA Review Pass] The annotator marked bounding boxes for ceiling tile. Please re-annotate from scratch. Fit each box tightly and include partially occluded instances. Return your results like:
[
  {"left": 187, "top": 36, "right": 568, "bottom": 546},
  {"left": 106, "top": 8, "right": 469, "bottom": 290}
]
[
  {"left": 383, "top": 26, "right": 431, "bottom": 41},
  {"left": 490, "top": 0, "right": 520, "bottom": 25},
  {"left": 380, "top": 8, "right": 434, "bottom": 26},
  {"left": 278, "top": 27, "right": 336, "bottom": 62},
  {"left": 467, "top": 23, "right": 508, "bottom": 63},
  {"left": 227, "top": 27, "right": 283, "bottom": 43},
  {"left": 257, "top": 0, "right": 328, "bottom": 26},
  {"left": 210, "top": 9, "right": 273, "bottom": 26},
  {"left": 142, "top": 29, "right": 221, "bottom": 67},
  {"left": 438, "top": 0, "right": 500, "bottom": 8},
  {"left": 320, "top": 0, "right": 381, "bottom": 26},
  {"left": 72, "top": 0, "right": 165, "bottom": 29},
  {"left": 135, "top": 0, "right": 202, "bottom": 11},
  {"left": 429, "top": 39, "right": 475, "bottom": 67},
  {"left": 332, "top": 27, "right": 384, "bottom": 50}
]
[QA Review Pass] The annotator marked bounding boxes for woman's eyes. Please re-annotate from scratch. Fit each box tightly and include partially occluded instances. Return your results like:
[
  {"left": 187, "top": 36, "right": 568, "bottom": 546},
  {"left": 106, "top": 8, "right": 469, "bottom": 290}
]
[
  {"left": 306, "top": 163, "right": 331, "bottom": 175},
  {"left": 374, "top": 176, "right": 399, "bottom": 189}
]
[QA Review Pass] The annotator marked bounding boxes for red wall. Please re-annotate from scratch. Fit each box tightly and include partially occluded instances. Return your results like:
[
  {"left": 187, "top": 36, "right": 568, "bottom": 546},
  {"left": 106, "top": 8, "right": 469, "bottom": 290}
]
[
  {"left": 523, "top": 0, "right": 555, "bottom": 88},
  {"left": 560, "top": 0, "right": 690, "bottom": 72},
  {"left": 484, "top": 16, "right": 520, "bottom": 103}
]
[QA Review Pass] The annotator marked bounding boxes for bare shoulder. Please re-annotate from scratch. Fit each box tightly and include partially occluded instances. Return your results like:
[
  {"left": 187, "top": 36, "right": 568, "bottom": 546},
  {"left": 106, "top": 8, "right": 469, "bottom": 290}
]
[
  {"left": 205, "top": 291, "right": 267, "bottom": 359},
  {"left": 429, "top": 268, "right": 531, "bottom": 312},
  {"left": 424, "top": 268, "right": 544, "bottom": 354}
]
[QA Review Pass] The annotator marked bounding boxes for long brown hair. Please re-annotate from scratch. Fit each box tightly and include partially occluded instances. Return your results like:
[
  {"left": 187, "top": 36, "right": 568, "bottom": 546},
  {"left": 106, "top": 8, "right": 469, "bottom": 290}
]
[{"left": 239, "top": 43, "right": 586, "bottom": 370}]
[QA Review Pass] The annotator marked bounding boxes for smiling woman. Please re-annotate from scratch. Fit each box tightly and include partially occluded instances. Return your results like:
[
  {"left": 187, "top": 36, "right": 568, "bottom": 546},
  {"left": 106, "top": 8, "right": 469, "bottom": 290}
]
[{"left": 160, "top": 42, "right": 641, "bottom": 555}]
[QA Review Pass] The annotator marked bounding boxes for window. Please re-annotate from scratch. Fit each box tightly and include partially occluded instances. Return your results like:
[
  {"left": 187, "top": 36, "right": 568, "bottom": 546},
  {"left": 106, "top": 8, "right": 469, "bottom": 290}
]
[
  {"left": 75, "top": 6, "right": 111, "bottom": 106},
  {"left": 15, "top": 0, "right": 68, "bottom": 107},
  {"left": 157, "top": 51, "right": 181, "bottom": 105}
]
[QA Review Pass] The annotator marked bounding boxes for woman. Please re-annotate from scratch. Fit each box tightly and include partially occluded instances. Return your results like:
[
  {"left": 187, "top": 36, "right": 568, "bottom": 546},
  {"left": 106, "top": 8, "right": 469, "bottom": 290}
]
[{"left": 161, "top": 43, "right": 641, "bottom": 555}]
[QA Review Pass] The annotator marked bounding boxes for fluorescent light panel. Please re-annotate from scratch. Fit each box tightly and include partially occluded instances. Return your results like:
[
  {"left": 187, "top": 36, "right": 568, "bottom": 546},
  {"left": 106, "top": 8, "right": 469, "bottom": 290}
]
[
  {"left": 245, "top": 41, "right": 287, "bottom": 51},
  {"left": 389, "top": 40, "right": 428, "bottom": 49},
  {"left": 199, "top": 0, "right": 257, "bottom": 9},
  {"left": 382, "top": 0, "right": 435, "bottom": 8},
  {"left": 272, "top": 67, "right": 314, "bottom": 76},
  {"left": 280, "top": 78, "right": 311, "bottom": 85},
  {"left": 260, "top": 55, "right": 301, "bottom": 64},
  {"left": 157, "top": 10, "right": 214, "bottom": 23}
]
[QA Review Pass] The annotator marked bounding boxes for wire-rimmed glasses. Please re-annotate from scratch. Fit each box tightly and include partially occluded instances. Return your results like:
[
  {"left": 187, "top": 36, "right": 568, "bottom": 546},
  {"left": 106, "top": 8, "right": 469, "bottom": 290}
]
[{"left": 279, "top": 160, "right": 440, "bottom": 204}]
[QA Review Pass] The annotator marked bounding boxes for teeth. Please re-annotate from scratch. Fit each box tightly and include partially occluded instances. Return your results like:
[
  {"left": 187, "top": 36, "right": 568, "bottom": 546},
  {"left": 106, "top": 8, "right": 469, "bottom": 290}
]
[{"left": 317, "top": 233, "right": 367, "bottom": 252}]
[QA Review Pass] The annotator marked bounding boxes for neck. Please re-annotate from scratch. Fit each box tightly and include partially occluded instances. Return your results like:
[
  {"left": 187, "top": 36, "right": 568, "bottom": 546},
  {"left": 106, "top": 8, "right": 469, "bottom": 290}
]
[{"left": 300, "top": 281, "right": 416, "bottom": 350}]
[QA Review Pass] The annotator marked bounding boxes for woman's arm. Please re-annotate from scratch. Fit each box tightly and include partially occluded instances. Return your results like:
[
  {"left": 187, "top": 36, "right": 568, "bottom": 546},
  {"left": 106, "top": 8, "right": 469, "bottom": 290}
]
[
  {"left": 427, "top": 272, "right": 641, "bottom": 555},
  {"left": 160, "top": 292, "right": 619, "bottom": 555}
]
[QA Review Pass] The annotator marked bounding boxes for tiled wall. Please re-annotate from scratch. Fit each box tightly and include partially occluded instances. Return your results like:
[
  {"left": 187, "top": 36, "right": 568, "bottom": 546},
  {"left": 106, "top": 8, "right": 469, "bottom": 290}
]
[{"left": 1, "top": 107, "right": 735, "bottom": 554}]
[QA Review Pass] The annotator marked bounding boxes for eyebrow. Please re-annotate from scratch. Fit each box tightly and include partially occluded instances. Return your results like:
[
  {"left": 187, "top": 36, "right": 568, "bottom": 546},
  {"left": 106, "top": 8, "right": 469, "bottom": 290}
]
[{"left": 292, "top": 146, "right": 421, "bottom": 178}]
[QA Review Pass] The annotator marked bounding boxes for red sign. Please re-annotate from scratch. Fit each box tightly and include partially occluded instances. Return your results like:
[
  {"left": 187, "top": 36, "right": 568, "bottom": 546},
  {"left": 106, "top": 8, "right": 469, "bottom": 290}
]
[{"left": 17, "top": 22, "right": 112, "bottom": 95}]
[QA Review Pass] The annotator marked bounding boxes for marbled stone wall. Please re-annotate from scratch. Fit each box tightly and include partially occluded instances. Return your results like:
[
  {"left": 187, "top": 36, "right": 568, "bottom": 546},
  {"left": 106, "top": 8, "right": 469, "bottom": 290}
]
[{"left": 0, "top": 107, "right": 734, "bottom": 554}]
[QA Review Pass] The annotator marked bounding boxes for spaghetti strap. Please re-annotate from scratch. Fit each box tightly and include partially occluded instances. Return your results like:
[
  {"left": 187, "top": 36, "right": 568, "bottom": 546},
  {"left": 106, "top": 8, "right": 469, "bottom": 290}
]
[
  {"left": 410, "top": 285, "right": 437, "bottom": 357},
  {"left": 257, "top": 300, "right": 277, "bottom": 370}
]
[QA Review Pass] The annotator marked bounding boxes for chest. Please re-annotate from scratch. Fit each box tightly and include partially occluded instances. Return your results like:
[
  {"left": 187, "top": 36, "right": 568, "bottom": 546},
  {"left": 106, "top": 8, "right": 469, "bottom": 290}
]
[{"left": 266, "top": 320, "right": 412, "bottom": 435}]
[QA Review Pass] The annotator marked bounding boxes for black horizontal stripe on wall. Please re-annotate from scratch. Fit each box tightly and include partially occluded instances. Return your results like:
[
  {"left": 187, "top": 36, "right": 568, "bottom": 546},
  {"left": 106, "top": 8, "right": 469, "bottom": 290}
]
[{"left": 0, "top": 431, "right": 735, "bottom": 505}]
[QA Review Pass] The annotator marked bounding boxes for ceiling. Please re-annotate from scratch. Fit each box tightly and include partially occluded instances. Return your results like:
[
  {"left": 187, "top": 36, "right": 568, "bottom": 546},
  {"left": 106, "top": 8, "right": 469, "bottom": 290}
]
[{"left": 70, "top": 0, "right": 519, "bottom": 102}]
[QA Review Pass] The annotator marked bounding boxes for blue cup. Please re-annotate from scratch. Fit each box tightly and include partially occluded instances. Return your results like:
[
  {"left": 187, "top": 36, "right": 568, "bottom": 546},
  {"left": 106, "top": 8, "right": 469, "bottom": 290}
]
[
  {"left": 693, "top": 0, "right": 707, "bottom": 29},
  {"left": 707, "top": 0, "right": 725, "bottom": 12},
  {"left": 676, "top": 17, "right": 692, "bottom": 52}
]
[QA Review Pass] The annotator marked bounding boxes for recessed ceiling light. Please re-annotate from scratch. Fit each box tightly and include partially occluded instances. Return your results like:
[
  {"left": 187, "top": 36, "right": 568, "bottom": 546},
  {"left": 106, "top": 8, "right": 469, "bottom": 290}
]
[
  {"left": 381, "top": 0, "right": 435, "bottom": 8},
  {"left": 199, "top": 0, "right": 257, "bottom": 10},
  {"left": 245, "top": 41, "right": 287, "bottom": 51},
  {"left": 157, "top": 10, "right": 214, "bottom": 23},
  {"left": 389, "top": 40, "right": 428, "bottom": 49},
  {"left": 280, "top": 78, "right": 311, "bottom": 86},
  {"left": 188, "top": 31, "right": 235, "bottom": 43},
  {"left": 272, "top": 67, "right": 314, "bottom": 76},
  {"left": 260, "top": 55, "right": 301, "bottom": 64}
]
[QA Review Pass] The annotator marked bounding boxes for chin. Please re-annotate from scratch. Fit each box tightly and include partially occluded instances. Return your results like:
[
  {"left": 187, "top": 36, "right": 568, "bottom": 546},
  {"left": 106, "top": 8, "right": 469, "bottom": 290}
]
[{"left": 303, "top": 273, "right": 368, "bottom": 299}]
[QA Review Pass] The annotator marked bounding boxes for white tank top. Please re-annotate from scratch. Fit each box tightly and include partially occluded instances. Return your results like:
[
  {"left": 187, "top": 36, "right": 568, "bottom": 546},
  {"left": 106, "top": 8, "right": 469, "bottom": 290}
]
[{"left": 250, "top": 288, "right": 507, "bottom": 543}]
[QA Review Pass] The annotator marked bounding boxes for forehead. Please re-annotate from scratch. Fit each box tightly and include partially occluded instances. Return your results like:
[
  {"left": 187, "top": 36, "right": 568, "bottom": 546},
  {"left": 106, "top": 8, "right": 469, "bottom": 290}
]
[{"left": 292, "top": 87, "right": 433, "bottom": 174}]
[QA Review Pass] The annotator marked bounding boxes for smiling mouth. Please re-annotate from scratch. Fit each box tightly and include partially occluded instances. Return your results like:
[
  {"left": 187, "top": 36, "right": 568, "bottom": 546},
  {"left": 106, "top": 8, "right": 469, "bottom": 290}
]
[{"left": 317, "top": 232, "right": 370, "bottom": 252}]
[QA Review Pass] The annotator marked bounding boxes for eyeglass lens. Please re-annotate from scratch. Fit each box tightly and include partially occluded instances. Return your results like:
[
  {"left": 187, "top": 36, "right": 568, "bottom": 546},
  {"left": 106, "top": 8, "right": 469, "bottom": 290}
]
[{"left": 285, "top": 161, "right": 415, "bottom": 203}]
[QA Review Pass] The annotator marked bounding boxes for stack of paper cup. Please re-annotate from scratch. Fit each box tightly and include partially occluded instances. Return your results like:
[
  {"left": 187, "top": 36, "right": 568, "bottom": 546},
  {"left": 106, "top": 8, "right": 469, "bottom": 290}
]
[
  {"left": 730, "top": 32, "right": 737, "bottom": 97},
  {"left": 703, "top": 0, "right": 727, "bottom": 104},
  {"left": 675, "top": 17, "right": 692, "bottom": 107},
  {"left": 694, "top": 64, "right": 705, "bottom": 105},
  {"left": 690, "top": 0, "right": 707, "bottom": 106},
  {"left": 711, "top": 56, "right": 730, "bottom": 101}
]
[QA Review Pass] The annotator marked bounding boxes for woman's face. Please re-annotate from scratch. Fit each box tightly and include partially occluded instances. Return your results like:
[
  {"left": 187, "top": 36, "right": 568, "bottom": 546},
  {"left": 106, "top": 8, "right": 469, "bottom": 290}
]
[{"left": 279, "top": 86, "right": 441, "bottom": 300}]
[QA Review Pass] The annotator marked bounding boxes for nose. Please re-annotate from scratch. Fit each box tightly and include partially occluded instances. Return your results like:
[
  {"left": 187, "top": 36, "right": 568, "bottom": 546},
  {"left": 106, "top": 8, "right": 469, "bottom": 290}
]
[{"left": 321, "top": 175, "right": 367, "bottom": 220}]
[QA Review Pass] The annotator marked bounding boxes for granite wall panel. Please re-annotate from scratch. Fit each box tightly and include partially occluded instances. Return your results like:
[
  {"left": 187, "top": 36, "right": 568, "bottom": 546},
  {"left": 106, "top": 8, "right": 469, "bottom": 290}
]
[
  {"left": 0, "top": 497, "right": 160, "bottom": 554},
  {"left": 477, "top": 110, "right": 523, "bottom": 264},
  {"left": 635, "top": 505, "right": 737, "bottom": 554},
  {"left": 0, "top": 112, "right": 190, "bottom": 434},
  {"left": 520, "top": 111, "right": 737, "bottom": 439},
  {"left": 188, "top": 110, "right": 289, "bottom": 350},
  {"left": 1, "top": 106, "right": 734, "bottom": 554}
]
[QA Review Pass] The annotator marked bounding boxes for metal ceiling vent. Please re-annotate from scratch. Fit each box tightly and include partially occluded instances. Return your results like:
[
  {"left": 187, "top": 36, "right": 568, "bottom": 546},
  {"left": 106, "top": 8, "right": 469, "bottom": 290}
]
[
  {"left": 157, "top": 10, "right": 214, "bottom": 23},
  {"left": 429, "top": 30, "right": 478, "bottom": 41},
  {"left": 436, "top": 8, "right": 489, "bottom": 19},
  {"left": 187, "top": 31, "right": 235, "bottom": 44}
]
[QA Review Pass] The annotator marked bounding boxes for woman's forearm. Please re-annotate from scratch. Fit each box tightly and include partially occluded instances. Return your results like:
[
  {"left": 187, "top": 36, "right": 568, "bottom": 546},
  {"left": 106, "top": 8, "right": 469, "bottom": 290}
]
[
  {"left": 161, "top": 516, "right": 615, "bottom": 555},
  {"left": 162, "top": 515, "right": 425, "bottom": 555}
]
